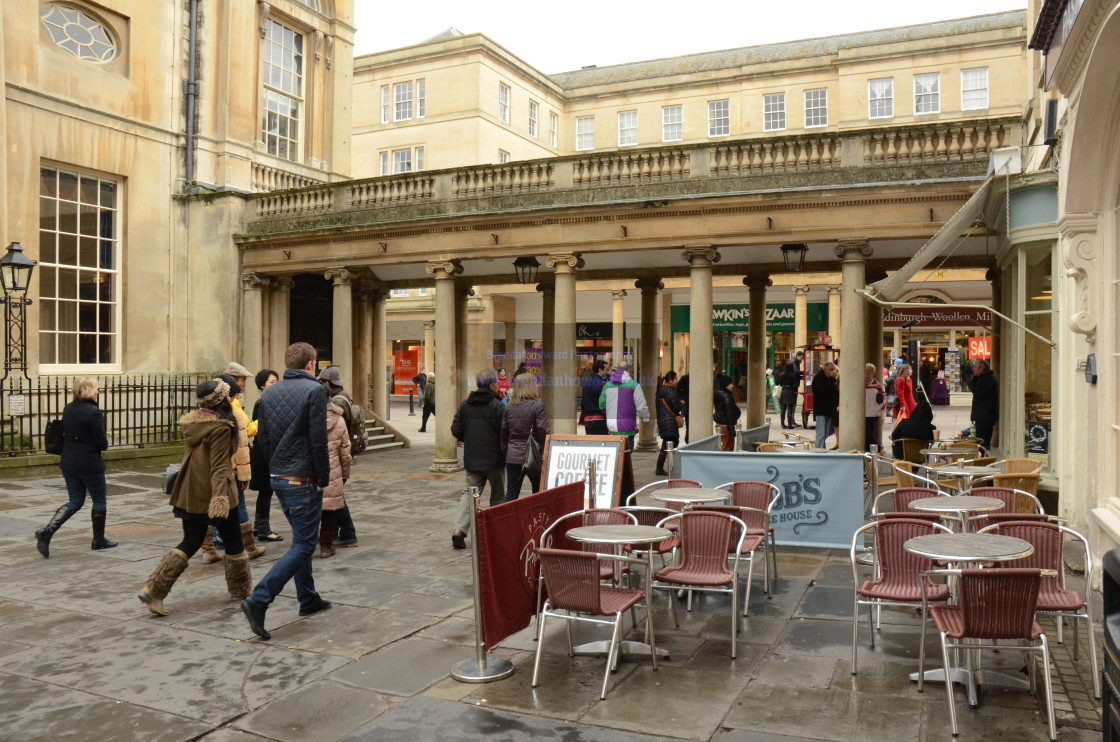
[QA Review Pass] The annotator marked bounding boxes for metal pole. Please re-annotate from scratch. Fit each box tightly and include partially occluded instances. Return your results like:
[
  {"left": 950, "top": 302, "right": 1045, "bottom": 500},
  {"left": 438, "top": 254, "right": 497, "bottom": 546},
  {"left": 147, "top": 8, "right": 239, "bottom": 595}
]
[
  {"left": 408, "top": 388, "right": 415, "bottom": 415},
  {"left": 450, "top": 485, "right": 514, "bottom": 683},
  {"left": 386, "top": 376, "right": 392, "bottom": 420},
  {"left": 585, "top": 459, "right": 597, "bottom": 509}
]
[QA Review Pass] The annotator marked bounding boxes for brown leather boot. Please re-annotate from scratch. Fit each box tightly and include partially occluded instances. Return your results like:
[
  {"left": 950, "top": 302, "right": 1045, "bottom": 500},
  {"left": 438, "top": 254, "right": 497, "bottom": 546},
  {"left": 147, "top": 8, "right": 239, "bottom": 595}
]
[
  {"left": 138, "top": 549, "right": 189, "bottom": 616},
  {"left": 201, "top": 526, "right": 222, "bottom": 564},
  {"left": 224, "top": 551, "right": 252, "bottom": 599},
  {"left": 241, "top": 522, "right": 267, "bottom": 560}
]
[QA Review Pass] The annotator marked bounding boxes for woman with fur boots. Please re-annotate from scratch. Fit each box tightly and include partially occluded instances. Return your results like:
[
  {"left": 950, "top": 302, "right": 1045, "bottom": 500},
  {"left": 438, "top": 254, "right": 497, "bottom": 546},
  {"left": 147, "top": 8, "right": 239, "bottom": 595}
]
[
  {"left": 138, "top": 379, "right": 252, "bottom": 616},
  {"left": 200, "top": 373, "right": 267, "bottom": 564},
  {"left": 318, "top": 399, "right": 352, "bottom": 558}
]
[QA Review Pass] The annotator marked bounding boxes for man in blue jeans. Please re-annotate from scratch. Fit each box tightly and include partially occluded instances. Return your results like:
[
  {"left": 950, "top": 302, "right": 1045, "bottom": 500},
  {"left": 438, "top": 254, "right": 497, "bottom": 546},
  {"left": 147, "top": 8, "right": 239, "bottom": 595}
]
[{"left": 241, "top": 342, "right": 332, "bottom": 640}]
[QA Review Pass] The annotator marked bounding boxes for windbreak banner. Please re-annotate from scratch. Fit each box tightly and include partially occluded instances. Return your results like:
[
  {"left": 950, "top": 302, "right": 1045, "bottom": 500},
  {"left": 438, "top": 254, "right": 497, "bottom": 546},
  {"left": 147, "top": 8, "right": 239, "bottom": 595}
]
[{"left": 475, "top": 481, "right": 584, "bottom": 650}]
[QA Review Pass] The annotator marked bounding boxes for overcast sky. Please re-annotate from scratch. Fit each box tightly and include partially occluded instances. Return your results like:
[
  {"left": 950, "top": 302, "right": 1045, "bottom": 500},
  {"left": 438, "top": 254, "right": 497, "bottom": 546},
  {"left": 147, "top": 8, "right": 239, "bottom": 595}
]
[{"left": 353, "top": 1, "right": 1028, "bottom": 74}]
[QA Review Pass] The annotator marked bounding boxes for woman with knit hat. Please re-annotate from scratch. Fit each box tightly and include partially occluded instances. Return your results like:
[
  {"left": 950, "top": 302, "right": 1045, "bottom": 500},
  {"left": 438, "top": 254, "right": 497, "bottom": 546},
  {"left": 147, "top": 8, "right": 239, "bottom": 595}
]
[{"left": 137, "top": 379, "right": 252, "bottom": 616}]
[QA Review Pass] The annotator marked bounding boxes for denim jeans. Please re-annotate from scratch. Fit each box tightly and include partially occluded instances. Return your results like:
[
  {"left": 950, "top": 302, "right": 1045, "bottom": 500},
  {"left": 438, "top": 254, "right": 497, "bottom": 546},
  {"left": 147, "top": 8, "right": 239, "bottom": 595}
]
[
  {"left": 814, "top": 415, "right": 833, "bottom": 449},
  {"left": 503, "top": 462, "right": 540, "bottom": 503},
  {"left": 247, "top": 479, "right": 322, "bottom": 611},
  {"left": 62, "top": 471, "right": 108, "bottom": 513}
]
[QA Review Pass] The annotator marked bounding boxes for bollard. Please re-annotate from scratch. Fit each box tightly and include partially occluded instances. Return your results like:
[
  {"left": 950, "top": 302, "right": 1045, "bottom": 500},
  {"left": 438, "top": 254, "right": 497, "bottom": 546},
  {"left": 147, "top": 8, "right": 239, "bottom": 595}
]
[{"left": 408, "top": 388, "right": 415, "bottom": 416}]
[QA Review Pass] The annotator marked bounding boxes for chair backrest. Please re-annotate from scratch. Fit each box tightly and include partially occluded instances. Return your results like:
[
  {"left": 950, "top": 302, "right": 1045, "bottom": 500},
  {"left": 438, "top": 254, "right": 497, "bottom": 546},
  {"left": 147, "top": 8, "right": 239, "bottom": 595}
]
[
  {"left": 872, "top": 518, "right": 950, "bottom": 587},
  {"left": 661, "top": 510, "right": 736, "bottom": 579},
  {"left": 978, "top": 520, "right": 1062, "bottom": 572},
  {"left": 873, "top": 486, "right": 942, "bottom": 514},
  {"left": 693, "top": 505, "right": 747, "bottom": 552},
  {"left": 619, "top": 505, "right": 676, "bottom": 529},
  {"left": 666, "top": 479, "right": 702, "bottom": 489},
  {"left": 892, "top": 460, "right": 918, "bottom": 487},
  {"left": 949, "top": 440, "right": 983, "bottom": 454},
  {"left": 969, "top": 486, "right": 1043, "bottom": 515},
  {"left": 541, "top": 508, "right": 635, "bottom": 551},
  {"left": 726, "top": 481, "right": 780, "bottom": 512},
  {"left": 992, "top": 472, "right": 1041, "bottom": 496},
  {"left": 756, "top": 442, "right": 788, "bottom": 453},
  {"left": 1003, "top": 457, "right": 1043, "bottom": 475},
  {"left": 962, "top": 456, "right": 997, "bottom": 467},
  {"left": 957, "top": 568, "right": 1042, "bottom": 640},
  {"left": 536, "top": 548, "right": 604, "bottom": 613},
  {"left": 898, "top": 438, "right": 927, "bottom": 465}
]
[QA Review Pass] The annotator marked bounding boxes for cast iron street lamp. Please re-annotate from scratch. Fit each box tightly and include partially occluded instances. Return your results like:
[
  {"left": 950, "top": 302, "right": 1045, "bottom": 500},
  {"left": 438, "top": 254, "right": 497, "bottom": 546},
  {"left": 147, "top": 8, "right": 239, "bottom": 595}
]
[
  {"left": 780, "top": 243, "right": 808, "bottom": 272},
  {"left": 513, "top": 256, "right": 540, "bottom": 285},
  {"left": 0, "top": 242, "right": 36, "bottom": 381}
]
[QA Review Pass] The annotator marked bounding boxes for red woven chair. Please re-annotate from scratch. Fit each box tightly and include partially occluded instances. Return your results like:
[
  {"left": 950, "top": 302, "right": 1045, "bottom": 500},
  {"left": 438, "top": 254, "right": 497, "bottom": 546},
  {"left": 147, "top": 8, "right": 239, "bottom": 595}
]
[
  {"left": 872, "top": 487, "right": 945, "bottom": 515},
  {"left": 919, "top": 568, "right": 1057, "bottom": 740},
  {"left": 652, "top": 510, "right": 747, "bottom": 657},
  {"left": 849, "top": 518, "right": 953, "bottom": 675},
  {"left": 531, "top": 548, "right": 655, "bottom": 699},
  {"left": 694, "top": 504, "right": 769, "bottom": 616},
  {"left": 716, "top": 480, "right": 781, "bottom": 580},
  {"left": 618, "top": 505, "right": 680, "bottom": 566},
  {"left": 964, "top": 486, "right": 1044, "bottom": 531},
  {"left": 978, "top": 520, "right": 1100, "bottom": 698},
  {"left": 625, "top": 478, "right": 702, "bottom": 509}
]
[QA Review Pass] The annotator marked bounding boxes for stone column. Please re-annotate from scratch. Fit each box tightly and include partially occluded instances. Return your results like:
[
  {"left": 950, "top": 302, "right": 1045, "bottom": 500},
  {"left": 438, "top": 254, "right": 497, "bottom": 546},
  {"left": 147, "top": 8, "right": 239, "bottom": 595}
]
[
  {"left": 455, "top": 283, "right": 474, "bottom": 407},
  {"left": 635, "top": 279, "right": 663, "bottom": 450},
  {"left": 241, "top": 273, "right": 269, "bottom": 379},
  {"left": 268, "top": 276, "right": 294, "bottom": 369},
  {"left": 353, "top": 286, "right": 374, "bottom": 409},
  {"left": 548, "top": 254, "right": 582, "bottom": 434},
  {"left": 370, "top": 288, "right": 390, "bottom": 419},
  {"left": 503, "top": 321, "right": 517, "bottom": 367},
  {"left": 835, "top": 241, "right": 872, "bottom": 451},
  {"left": 426, "top": 261, "right": 462, "bottom": 472},
  {"left": 827, "top": 285, "right": 842, "bottom": 348},
  {"left": 422, "top": 320, "right": 435, "bottom": 373},
  {"left": 986, "top": 266, "right": 1001, "bottom": 375},
  {"left": 684, "top": 247, "right": 719, "bottom": 440},
  {"left": 793, "top": 285, "right": 810, "bottom": 350},
  {"left": 324, "top": 268, "right": 356, "bottom": 386},
  {"left": 537, "top": 279, "right": 556, "bottom": 425},
  {"left": 865, "top": 270, "right": 886, "bottom": 446},
  {"left": 744, "top": 273, "right": 772, "bottom": 429},
  {"left": 611, "top": 290, "right": 628, "bottom": 364}
]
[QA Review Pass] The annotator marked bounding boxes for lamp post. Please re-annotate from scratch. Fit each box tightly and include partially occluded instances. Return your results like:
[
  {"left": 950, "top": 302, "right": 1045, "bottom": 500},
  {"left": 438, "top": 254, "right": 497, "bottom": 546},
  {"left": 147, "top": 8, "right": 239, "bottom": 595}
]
[
  {"left": 513, "top": 256, "right": 540, "bottom": 285},
  {"left": 0, "top": 243, "right": 36, "bottom": 381},
  {"left": 780, "top": 243, "right": 808, "bottom": 272}
]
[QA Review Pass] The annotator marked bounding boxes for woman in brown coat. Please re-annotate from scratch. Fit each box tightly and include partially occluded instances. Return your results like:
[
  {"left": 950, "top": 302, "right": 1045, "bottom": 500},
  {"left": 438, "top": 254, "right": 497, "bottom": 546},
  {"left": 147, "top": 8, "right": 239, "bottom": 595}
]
[
  {"left": 137, "top": 379, "right": 252, "bottom": 616},
  {"left": 318, "top": 400, "right": 352, "bottom": 558}
]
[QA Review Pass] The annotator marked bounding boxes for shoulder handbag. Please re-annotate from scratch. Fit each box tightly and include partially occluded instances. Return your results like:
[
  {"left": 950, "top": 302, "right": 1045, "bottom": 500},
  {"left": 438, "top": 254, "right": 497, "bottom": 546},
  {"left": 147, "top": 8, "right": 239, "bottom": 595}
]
[
  {"left": 523, "top": 426, "right": 543, "bottom": 484},
  {"left": 663, "top": 397, "right": 684, "bottom": 428},
  {"left": 163, "top": 463, "right": 181, "bottom": 495}
]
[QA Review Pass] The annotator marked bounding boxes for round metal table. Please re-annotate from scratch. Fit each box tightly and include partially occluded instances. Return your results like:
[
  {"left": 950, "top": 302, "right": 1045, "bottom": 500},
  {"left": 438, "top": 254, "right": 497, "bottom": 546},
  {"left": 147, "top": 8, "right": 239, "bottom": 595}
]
[
  {"left": 565, "top": 524, "right": 672, "bottom": 661},
  {"left": 902, "top": 532, "right": 1033, "bottom": 562},
  {"left": 920, "top": 448, "right": 967, "bottom": 464},
  {"left": 649, "top": 488, "right": 728, "bottom": 508},
  {"left": 909, "top": 495, "right": 1005, "bottom": 532},
  {"left": 930, "top": 464, "right": 999, "bottom": 491}
]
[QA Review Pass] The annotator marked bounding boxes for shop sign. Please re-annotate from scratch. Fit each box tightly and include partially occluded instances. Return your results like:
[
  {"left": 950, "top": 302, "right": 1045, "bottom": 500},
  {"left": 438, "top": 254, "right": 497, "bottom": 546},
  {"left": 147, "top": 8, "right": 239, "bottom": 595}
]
[
  {"left": 883, "top": 306, "right": 992, "bottom": 328},
  {"left": 967, "top": 336, "right": 992, "bottom": 359},
  {"left": 392, "top": 349, "right": 420, "bottom": 394},
  {"left": 671, "top": 303, "right": 828, "bottom": 333},
  {"left": 576, "top": 322, "right": 611, "bottom": 339}
]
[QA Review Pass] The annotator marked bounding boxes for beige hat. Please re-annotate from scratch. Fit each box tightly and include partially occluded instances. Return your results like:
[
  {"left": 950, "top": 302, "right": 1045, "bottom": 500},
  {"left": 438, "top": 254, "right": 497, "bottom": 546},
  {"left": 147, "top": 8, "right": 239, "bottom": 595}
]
[{"left": 224, "top": 361, "right": 251, "bottom": 378}]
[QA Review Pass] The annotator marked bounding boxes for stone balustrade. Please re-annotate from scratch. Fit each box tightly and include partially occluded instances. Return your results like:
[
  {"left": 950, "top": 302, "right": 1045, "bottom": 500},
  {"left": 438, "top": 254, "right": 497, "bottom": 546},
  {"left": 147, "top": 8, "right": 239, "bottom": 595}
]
[
  {"left": 251, "top": 162, "right": 324, "bottom": 193},
  {"left": 248, "top": 116, "right": 1020, "bottom": 222}
]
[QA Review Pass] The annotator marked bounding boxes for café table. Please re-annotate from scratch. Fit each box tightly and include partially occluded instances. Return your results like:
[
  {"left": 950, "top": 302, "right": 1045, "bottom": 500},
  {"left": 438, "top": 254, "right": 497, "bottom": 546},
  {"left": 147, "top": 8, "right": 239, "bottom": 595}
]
[
  {"left": 909, "top": 496, "right": 1005, "bottom": 532},
  {"left": 565, "top": 524, "right": 673, "bottom": 660},
  {"left": 649, "top": 488, "right": 729, "bottom": 509},
  {"left": 904, "top": 532, "right": 1035, "bottom": 707},
  {"left": 930, "top": 464, "right": 1000, "bottom": 490},
  {"left": 920, "top": 448, "right": 968, "bottom": 465},
  {"left": 775, "top": 446, "right": 831, "bottom": 453}
]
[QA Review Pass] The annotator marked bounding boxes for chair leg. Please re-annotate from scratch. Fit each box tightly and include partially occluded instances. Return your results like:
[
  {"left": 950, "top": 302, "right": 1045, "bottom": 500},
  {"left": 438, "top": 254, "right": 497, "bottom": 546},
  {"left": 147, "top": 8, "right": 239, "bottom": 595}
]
[
  {"left": 602, "top": 613, "right": 622, "bottom": 699},
  {"left": 866, "top": 604, "right": 876, "bottom": 650},
  {"left": 852, "top": 596, "right": 861, "bottom": 676},
  {"left": 916, "top": 607, "right": 926, "bottom": 691},
  {"left": 645, "top": 601, "right": 658, "bottom": 672},
  {"left": 665, "top": 587, "right": 680, "bottom": 628},
  {"left": 742, "top": 555, "right": 755, "bottom": 617},
  {"left": 730, "top": 581, "right": 739, "bottom": 659},
  {"left": 1085, "top": 611, "right": 1102, "bottom": 699},
  {"left": 565, "top": 613, "right": 575, "bottom": 656},
  {"left": 940, "top": 634, "right": 959, "bottom": 737},
  {"left": 531, "top": 610, "right": 549, "bottom": 688},
  {"left": 1040, "top": 637, "right": 1057, "bottom": 741},
  {"left": 1071, "top": 615, "right": 1079, "bottom": 661},
  {"left": 1056, "top": 614, "right": 1064, "bottom": 645},
  {"left": 770, "top": 531, "right": 779, "bottom": 580}
]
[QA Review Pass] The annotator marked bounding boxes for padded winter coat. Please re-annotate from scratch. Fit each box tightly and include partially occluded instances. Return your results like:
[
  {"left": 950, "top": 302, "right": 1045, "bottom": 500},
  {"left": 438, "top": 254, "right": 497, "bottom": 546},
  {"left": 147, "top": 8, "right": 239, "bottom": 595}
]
[
  {"left": 451, "top": 388, "right": 506, "bottom": 472},
  {"left": 59, "top": 399, "right": 109, "bottom": 475},
  {"left": 169, "top": 410, "right": 238, "bottom": 519},
  {"left": 230, "top": 397, "right": 251, "bottom": 483},
  {"left": 322, "top": 402, "right": 352, "bottom": 511},
  {"left": 501, "top": 399, "right": 550, "bottom": 466},
  {"left": 255, "top": 369, "right": 330, "bottom": 486},
  {"left": 656, "top": 384, "right": 683, "bottom": 439}
]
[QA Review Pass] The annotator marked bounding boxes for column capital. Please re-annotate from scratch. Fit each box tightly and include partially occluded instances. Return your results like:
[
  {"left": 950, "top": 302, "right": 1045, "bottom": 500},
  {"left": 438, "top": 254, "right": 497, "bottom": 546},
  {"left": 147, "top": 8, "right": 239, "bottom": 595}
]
[
  {"left": 324, "top": 267, "right": 357, "bottom": 285},
  {"left": 610, "top": 289, "right": 628, "bottom": 300},
  {"left": 455, "top": 282, "right": 476, "bottom": 299},
  {"left": 546, "top": 253, "right": 584, "bottom": 271},
  {"left": 535, "top": 280, "right": 555, "bottom": 295},
  {"left": 827, "top": 285, "right": 842, "bottom": 296},
  {"left": 791, "top": 285, "right": 811, "bottom": 296},
  {"left": 422, "top": 320, "right": 435, "bottom": 329},
  {"left": 425, "top": 260, "right": 463, "bottom": 279},
  {"left": 985, "top": 266, "right": 1001, "bottom": 285},
  {"left": 362, "top": 285, "right": 391, "bottom": 302},
  {"left": 742, "top": 273, "right": 773, "bottom": 291},
  {"left": 682, "top": 246, "right": 720, "bottom": 265},
  {"left": 834, "top": 240, "right": 873, "bottom": 260},
  {"left": 633, "top": 278, "right": 664, "bottom": 294},
  {"left": 241, "top": 272, "right": 271, "bottom": 290},
  {"left": 271, "top": 275, "right": 295, "bottom": 292}
]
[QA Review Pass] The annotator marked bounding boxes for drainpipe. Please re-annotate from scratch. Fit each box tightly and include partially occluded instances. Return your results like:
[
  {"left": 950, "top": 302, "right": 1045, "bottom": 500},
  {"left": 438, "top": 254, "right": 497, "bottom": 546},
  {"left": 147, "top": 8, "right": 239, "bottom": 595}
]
[{"left": 183, "top": 0, "right": 199, "bottom": 191}]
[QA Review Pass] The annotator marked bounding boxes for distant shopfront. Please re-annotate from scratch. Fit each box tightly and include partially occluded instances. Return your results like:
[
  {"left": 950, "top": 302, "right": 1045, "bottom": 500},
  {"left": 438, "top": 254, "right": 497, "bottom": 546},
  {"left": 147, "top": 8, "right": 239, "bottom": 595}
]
[{"left": 883, "top": 305, "right": 993, "bottom": 393}]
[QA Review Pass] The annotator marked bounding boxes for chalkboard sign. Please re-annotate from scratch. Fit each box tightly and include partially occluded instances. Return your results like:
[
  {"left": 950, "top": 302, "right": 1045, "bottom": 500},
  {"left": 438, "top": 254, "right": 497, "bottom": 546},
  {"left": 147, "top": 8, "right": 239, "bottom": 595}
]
[{"left": 541, "top": 435, "right": 628, "bottom": 509}]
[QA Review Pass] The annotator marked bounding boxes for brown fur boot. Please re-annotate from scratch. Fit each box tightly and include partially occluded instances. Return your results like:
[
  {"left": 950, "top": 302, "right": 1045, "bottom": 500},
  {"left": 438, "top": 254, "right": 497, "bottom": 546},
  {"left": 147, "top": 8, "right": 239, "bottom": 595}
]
[
  {"left": 138, "top": 549, "right": 189, "bottom": 616},
  {"left": 201, "top": 527, "right": 222, "bottom": 564},
  {"left": 224, "top": 551, "right": 252, "bottom": 599},
  {"left": 241, "top": 522, "right": 267, "bottom": 559}
]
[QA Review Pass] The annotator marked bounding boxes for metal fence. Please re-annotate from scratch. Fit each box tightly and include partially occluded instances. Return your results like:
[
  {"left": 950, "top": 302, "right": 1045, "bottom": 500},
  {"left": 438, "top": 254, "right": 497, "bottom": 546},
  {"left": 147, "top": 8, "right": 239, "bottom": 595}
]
[{"left": 0, "top": 373, "right": 210, "bottom": 455}]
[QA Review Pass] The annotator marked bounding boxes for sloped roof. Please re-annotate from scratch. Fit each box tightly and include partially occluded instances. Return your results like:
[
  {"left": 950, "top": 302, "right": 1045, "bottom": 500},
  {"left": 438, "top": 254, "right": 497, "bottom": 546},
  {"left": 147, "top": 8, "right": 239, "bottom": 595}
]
[
  {"left": 423, "top": 27, "right": 464, "bottom": 43},
  {"left": 547, "top": 11, "right": 1027, "bottom": 88}
]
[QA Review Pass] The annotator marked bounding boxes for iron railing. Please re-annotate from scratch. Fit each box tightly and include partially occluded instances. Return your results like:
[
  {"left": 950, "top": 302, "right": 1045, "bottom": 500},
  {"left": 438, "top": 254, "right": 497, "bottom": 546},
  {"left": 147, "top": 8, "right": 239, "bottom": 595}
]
[{"left": 0, "top": 373, "right": 209, "bottom": 455}]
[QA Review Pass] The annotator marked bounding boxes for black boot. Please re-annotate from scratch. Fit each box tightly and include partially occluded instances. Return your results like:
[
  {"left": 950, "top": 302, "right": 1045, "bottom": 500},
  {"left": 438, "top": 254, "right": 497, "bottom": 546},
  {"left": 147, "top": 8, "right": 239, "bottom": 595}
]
[
  {"left": 90, "top": 511, "right": 118, "bottom": 551},
  {"left": 35, "top": 504, "right": 76, "bottom": 558},
  {"left": 655, "top": 452, "right": 668, "bottom": 476}
]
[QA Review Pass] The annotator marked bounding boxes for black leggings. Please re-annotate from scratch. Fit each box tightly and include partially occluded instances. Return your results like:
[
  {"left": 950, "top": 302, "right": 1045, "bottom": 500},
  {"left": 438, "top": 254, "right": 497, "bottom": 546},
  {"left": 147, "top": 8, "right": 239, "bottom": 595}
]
[
  {"left": 253, "top": 485, "right": 274, "bottom": 523},
  {"left": 176, "top": 516, "right": 243, "bottom": 558}
]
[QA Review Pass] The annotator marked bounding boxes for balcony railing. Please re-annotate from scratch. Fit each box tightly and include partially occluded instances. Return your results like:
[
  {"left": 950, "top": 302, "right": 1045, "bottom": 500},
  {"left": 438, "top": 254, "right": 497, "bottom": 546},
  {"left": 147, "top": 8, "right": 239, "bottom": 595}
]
[{"left": 249, "top": 116, "right": 1020, "bottom": 223}]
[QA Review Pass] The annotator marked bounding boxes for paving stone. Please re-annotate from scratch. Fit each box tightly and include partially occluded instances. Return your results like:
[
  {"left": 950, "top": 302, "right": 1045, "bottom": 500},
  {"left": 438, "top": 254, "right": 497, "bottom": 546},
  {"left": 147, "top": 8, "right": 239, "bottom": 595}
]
[
  {"left": 723, "top": 684, "right": 923, "bottom": 741},
  {"left": 329, "top": 637, "right": 471, "bottom": 695},
  {"left": 234, "top": 680, "right": 389, "bottom": 742}
]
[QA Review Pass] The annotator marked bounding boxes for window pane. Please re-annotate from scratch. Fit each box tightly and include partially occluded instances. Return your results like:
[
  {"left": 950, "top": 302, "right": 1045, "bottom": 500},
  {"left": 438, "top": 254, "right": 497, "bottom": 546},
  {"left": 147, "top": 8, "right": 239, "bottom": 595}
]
[
  {"left": 618, "top": 110, "right": 638, "bottom": 146},
  {"left": 708, "top": 100, "right": 729, "bottom": 136},
  {"left": 804, "top": 89, "right": 828, "bottom": 127},
  {"left": 576, "top": 116, "right": 595, "bottom": 150},
  {"left": 261, "top": 19, "right": 303, "bottom": 162},
  {"left": 869, "top": 79, "right": 893, "bottom": 118},
  {"left": 763, "top": 93, "right": 786, "bottom": 132},
  {"left": 914, "top": 73, "right": 940, "bottom": 114}
]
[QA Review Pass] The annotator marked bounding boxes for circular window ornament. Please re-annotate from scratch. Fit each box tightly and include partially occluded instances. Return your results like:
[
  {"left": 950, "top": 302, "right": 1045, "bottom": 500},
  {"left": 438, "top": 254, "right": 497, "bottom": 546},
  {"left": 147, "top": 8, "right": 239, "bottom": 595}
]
[{"left": 41, "top": 4, "right": 117, "bottom": 64}]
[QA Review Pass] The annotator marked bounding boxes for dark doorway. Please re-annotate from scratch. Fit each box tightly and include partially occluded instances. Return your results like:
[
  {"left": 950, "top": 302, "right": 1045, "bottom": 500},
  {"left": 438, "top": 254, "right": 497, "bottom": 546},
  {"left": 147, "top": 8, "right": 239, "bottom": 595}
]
[{"left": 289, "top": 273, "right": 332, "bottom": 363}]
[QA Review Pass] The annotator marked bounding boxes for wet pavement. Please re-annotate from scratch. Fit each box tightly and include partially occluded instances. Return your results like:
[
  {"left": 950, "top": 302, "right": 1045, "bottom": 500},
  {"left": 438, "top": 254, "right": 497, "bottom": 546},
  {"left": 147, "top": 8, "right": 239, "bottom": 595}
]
[{"left": 0, "top": 416, "right": 1102, "bottom": 741}]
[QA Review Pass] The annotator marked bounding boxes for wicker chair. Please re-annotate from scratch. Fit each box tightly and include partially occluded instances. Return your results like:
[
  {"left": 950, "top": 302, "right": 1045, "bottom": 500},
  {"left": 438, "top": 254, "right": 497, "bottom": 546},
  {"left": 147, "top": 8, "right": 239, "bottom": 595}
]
[
  {"left": 919, "top": 568, "right": 1057, "bottom": 740},
  {"left": 1003, "top": 457, "right": 1043, "bottom": 474},
  {"left": 694, "top": 504, "right": 770, "bottom": 615},
  {"left": 652, "top": 510, "right": 747, "bottom": 657},
  {"left": 964, "top": 486, "right": 1044, "bottom": 532},
  {"left": 896, "top": 438, "right": 928, "bottom": 465},
  {"left": 626, "top": 478, "right": 702, "bottom": 507},
  {"left": 871, "top": 486, "right": 945, "bottom": 515},
  {"left": 716, "top": 480, "right": 781, "bottom": 580},
  {"left": 532, "top": 548, "right": 654, "bottom": 699},
  {"left": 536, "top": 509, "right": 637, "bottom": 620},
  {"left": 756, "top": 442, "right": 791, "bottom": 452},
  {"left": 618, "top": 505, "right": 680, "bottom": 566},
  {"left": 849, "top": 518, "right": 952, "bottom": 675},
  {"left": 978, "top": 520, "right": 1100, "bottom": 698}
]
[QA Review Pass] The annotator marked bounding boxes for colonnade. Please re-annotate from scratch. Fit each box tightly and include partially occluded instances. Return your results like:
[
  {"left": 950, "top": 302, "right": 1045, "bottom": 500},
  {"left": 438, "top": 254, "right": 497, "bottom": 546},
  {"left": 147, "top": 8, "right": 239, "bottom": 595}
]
[{"left": 240, "top": 239, "right": 889, "bottom": 470}]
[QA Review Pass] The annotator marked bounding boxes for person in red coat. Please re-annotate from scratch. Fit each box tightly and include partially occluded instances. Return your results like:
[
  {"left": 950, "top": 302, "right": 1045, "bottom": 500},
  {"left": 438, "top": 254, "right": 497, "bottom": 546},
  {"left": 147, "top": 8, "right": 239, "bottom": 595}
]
[{"left": 894, "top": 364, "right": 917, "bottom": 421}]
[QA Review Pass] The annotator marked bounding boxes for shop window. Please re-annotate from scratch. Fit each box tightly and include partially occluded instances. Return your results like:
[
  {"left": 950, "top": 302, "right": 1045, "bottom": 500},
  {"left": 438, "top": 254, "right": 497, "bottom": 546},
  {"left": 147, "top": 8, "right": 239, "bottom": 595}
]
[{"left": 1023, "top": 248, "right": 1053, "bottom": 467}]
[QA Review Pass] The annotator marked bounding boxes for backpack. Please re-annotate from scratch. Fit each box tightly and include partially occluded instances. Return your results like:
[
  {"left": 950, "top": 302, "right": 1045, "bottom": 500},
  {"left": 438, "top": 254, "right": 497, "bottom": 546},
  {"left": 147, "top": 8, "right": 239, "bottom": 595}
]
[
  {"left": 334, "top": 394, "right": 368, "bottom": 454},
  {"left": 44, "top": 419, "right": 65, "bottom": 455}
]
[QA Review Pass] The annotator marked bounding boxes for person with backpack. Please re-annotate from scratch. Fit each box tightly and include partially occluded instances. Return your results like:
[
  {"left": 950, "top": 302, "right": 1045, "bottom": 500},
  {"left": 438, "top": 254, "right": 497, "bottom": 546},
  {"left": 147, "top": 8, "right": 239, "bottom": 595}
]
[
  {"left": 318, "top": 366, "right": 361, "bottom": 548},
  {"left": 35, "top": 376, "right": 117, "bottom": 557},
  {"left": 419, "top": 372, "right": 436, "bottom": 432},
  {"left": 317, "top": 394, "right": 352, "bottom": 558}
]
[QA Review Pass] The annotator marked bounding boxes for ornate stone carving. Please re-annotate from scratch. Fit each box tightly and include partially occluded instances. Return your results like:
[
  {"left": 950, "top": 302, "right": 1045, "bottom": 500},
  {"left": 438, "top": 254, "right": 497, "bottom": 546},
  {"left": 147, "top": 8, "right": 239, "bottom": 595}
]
[
  {"left": 792, "top": 285, "right": 811, "bottom": 295},
  {"left": 610, "top": 289, "right": 628, "bottom": 300},
  {"left": 834, "top": 240, "right": 873, "bottom": 260},
  {"left": 827, "top": 285, "right": 842, "bottom": 296},
  {"left": 271, "top": 276, "right": 295, "bottom": 292},
  {"left": 633, "top": 278, "right": 664, "bottom": 293},
  {"left": 682, "top": 247, "right": 720, "bottom": 265},
  {"left": 546, "top": 253, "right": 583, "bottom": 270},
  {"left": 323, "top": 267, "right": 356, "bottom": 285},
  {"left": 742, "top": 274, "right": 773, "bottom": 291},
  {"left": 425, "top": 261, "right": 462, "bottom": 279},
  {"left": 241, "top": 272, "right": 270, "bottom": 290},
  {"left": 257, "top": 1, "right": 270, "bottom": 38},
  {"left": 422, "top": 320, "right": 435, "bottom": 329},
  {"left": 1060, "top": 212, "right": 1100, "bottom": 343}
]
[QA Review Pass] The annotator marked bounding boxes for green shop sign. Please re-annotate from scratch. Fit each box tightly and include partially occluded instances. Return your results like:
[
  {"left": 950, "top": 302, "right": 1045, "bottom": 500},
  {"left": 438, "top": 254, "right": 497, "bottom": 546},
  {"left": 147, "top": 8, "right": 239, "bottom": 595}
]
[{"left": 671, "top": 303, "right": 828, "bottom": 333}]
